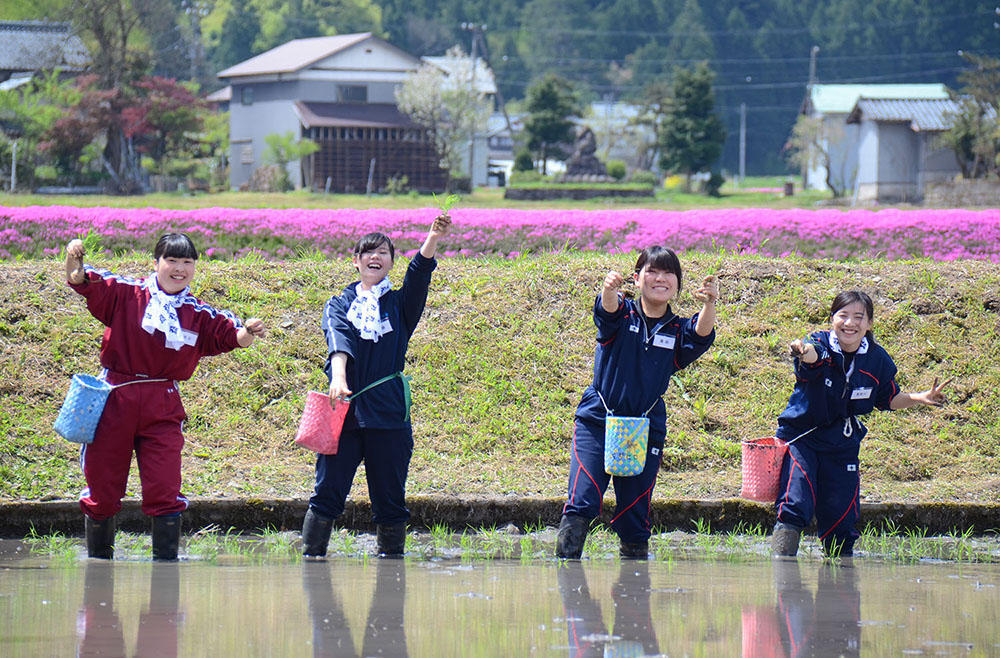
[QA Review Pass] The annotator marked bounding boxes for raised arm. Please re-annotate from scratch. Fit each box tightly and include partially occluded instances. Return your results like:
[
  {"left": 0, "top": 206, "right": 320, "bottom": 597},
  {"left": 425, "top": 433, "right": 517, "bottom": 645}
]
[
  {"left": 65, "top": 239, "right": 86, "bottom": 284},
  {"left": 419, "top": 214, "right": 452, "bottom": 259},
  {"left": 601, "top": 271, "right": 624, "bottom": 313},
  {"left": 692, "top": 275, "right": 718, "bottom": 337}
]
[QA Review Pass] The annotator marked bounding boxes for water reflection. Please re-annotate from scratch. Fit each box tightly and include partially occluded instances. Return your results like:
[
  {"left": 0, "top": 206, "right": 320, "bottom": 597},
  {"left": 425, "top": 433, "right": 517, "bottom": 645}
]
[
  {"left": 77, "top": 562, "right": 182, "bottom": 657},
  {"left": 743, "top": 560, "right": 860, "bottom": 658},
  {"left": 304, "top": 560, "right": 408, "bottom": 657},
  {"left": 557, "top": 562, "right": 658, "bottom": 656}
]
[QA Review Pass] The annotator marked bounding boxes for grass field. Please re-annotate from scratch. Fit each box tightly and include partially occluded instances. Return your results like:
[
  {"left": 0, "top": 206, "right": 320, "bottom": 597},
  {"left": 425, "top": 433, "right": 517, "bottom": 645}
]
[
  {"left": 2, "top": 251, "right": 997, "bottom": 506},
  {"left": 0, "top": 177, "right": 832, "bottom": 211}
]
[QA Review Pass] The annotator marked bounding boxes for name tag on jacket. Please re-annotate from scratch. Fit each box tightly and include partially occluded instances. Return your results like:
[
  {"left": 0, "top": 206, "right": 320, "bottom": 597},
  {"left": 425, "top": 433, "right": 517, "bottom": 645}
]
[
  {"left": 653, "top": 334, "right": 676, "bottom": 349},
  {"left": 380, "top": 318, "right": 393, "bottom": 334},
  {"left": 850, "top": 387, "right": 873, "bottom": 400},
  {"left": 182, "top": 329, "right": 198, "bottom": 347}
]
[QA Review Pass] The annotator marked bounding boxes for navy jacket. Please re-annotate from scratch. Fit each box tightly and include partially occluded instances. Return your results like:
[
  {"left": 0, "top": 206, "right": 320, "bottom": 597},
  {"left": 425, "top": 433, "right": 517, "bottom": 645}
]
[
  {"left": 322, "top": 252, "right": 437, "bottom": 430},
  {"left": 575, "top": 295, "right": 715, "bottom": 447},
  {"left": 776, "top": 330, "right": 899, "bottom": 451}
]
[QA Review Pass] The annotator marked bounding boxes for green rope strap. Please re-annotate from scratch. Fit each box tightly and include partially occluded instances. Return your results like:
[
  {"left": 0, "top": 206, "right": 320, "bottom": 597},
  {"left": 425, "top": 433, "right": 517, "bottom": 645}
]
[{"left": 347, "top": 371, "right": 412, "bottom": 422}]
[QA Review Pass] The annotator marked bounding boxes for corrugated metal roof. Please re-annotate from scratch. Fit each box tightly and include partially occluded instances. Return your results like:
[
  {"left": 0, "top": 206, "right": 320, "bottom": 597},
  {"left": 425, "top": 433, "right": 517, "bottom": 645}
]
[
  {"left": 421, "top": 56, "right": 497, "bottom": 95},
  {"left": 217, "top": 33, "right": 376, "bottom": 78},
  {"left": 846, "top": 98, "right": 967, "bottom": 131},
  {"left": 294, "top": 101, "right": 419, "bottom": 129},
  {"left": 0, "top": 21, "right": 89, "bottom": 72},
  {"left": 807, "top": 83, "right": 949, "bottom": 114}
]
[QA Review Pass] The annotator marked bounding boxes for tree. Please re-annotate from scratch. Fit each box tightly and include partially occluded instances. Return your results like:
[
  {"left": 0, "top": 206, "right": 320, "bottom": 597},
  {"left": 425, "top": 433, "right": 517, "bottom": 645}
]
[
  {"left": 209, "top": 0, "right": 262, "bottom": 71},
  {"left": 395, "top": 46, "right": 492, "bottom": 186},
  {"left": 121, "top": 77, "right": 207, "bottom": 177},
  {"left": 67, "top": 0, "right": 149, "bottom": 193},
  {"left": 38, "top": 75, "right": 116, "bottom": 181},
  {"left": 941, "top": 53, "right": 1000, "bottom": 179},
  {"left": 262, "top": 131, "right": 319, "bottom": 191},
  {"left": 657, "top": 63, "right": 725, "bottom": 190},
  {"left": 523, "top": 74, "right": 582, "bottom": 175},
  {"left": 785, "top": 114, "right": 848, "bottom": 196}
]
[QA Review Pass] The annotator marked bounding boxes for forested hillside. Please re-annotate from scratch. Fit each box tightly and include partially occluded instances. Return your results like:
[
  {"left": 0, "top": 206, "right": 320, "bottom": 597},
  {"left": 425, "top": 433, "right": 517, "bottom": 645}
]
[{"left": 6, "top": 0, "right": 997, "bottom": 173}]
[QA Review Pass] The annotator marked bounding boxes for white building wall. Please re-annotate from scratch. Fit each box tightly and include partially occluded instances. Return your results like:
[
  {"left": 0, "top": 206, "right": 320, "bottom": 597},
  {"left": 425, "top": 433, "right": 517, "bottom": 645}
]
[
  {"left": 228, "top": 84, "right": 301, "bottom": 189},
  {"left": 874, "top": 123, "right": 919, "bottom": 202},
  {"left": 855, "top": 120, "right": 881, "bottom": 201}
]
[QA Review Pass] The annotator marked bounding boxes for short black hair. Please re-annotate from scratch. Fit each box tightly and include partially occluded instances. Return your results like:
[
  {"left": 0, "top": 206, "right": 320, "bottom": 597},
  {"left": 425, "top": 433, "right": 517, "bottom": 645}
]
[
  {"left": 353, "top": 232, "right": 395, "bottom": 261},
  {"left": 153, "top": 233, "right": 199, "bottom": 261},
  {"left": 634, "top": 246, "right": 683, "bottom": 291},
  {"left": 830, "top": 289, "right": 875, "bottom": 341}
]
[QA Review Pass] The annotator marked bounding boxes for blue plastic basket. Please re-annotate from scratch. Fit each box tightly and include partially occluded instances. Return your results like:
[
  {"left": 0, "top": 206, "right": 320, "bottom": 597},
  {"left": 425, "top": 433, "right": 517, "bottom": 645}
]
[
  {"left": 604, "top": 415, "right": 650, "bottom": 477},
  {"left": 53, "top": 374, "right": 113, "bottom": 444}
]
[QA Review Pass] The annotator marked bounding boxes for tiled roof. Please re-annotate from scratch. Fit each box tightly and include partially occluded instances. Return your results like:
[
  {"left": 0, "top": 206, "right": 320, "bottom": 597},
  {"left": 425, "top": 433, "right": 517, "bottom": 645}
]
[
  {"left": 294, "top": 101, "right": 419, "bottom": 129},
  {"left": 217, "top": 33, "right": 375, "bottom": 78},
  {"left": 0, "top": 21, "right": 89, "bottom": 72},
  {"left": 846, "top": 97, "right": 977, "bottom": 131},
  {"left": 806, "top": 84, "right": 949, "bottom": 114}
]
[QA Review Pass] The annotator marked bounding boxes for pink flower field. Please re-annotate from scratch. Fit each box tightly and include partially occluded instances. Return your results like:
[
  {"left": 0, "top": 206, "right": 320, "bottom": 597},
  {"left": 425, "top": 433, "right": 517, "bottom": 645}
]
[{"left": 2, "top": 205, "right": 998, "bottom": 261}]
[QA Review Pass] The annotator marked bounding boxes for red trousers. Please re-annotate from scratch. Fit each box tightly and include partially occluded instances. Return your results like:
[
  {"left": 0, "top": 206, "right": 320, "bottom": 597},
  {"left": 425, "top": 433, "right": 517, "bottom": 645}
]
[{"left": 79, "top": 372, "right": 188, "bottom": 519}]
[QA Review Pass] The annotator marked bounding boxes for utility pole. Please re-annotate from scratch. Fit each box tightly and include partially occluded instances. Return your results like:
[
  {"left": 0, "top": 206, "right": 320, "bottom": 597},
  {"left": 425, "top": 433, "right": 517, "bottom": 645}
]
[
  {"left": 461, "top": 23, "right": 486, "bottom": 187},
  {"left": 808, "top": 45, "right": 820, "bottom": 87},
  {"left": 10, "top": 140, "right": 17, "bottom": 193},
  {"left": 738, "top": 103, "right": 746, "bottom": 185}
]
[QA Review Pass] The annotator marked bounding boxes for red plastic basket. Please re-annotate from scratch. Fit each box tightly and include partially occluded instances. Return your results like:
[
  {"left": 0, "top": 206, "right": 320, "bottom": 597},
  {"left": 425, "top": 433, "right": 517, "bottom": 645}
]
[
  {"left": 740, "top": 437, "right": 788, "bottom": 502},
  {"left": 741, "top": 605, "right": 786, "bottom": 658},
  {"left": 294, "top": 391, "right": 349, "bottom": 455}
]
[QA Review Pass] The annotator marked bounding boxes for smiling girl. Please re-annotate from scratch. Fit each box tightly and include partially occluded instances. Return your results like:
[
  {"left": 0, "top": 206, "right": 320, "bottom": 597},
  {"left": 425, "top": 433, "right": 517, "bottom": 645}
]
[
  {"left": 556, "top": 246, "right": 718, "bottom": 559},
  {"left": 301, "top": 214, "right": 451, "bottom": 559},
  {"left": 64, "top": 233, "right": 265, "bottom": 560},
  {"left": 772, "top": 290, "right": 950, "bottom": 558}
]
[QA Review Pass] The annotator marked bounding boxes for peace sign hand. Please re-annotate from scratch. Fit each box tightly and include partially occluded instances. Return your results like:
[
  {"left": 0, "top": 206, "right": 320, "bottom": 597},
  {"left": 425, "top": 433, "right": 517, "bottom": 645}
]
[{"left": 916, "top": 377, "right": 953, "bottom": 407}]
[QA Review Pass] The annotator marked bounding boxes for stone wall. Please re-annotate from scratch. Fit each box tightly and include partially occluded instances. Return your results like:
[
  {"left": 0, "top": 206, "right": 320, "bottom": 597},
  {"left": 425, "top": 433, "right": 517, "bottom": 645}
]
[{"left": 924, "top": 180, "right": 1000, "bottom": 207}]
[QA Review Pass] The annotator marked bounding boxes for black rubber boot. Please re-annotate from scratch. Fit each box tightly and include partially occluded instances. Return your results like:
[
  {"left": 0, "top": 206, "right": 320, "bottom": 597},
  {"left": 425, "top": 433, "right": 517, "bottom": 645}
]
[
  {"left": 555, "top": 515, "right": 589, "bottom": 559},
  {"left": 376, "top": 523, "right": 406, "bottom": 557},
  {"left": 771, "top": 522, "right": 803, "bottom": 557},
  {"left": 301, "top": 508, "right": 335, "bottom": 559},
  {"left": 85, "top": 516, "right": 115, "bottom": 560},
  {"left": 151, "top": 515, "right": 181, "bottom": 562},
  {"left": 619, "top": 541, "right": 649, "bottom": 560}
]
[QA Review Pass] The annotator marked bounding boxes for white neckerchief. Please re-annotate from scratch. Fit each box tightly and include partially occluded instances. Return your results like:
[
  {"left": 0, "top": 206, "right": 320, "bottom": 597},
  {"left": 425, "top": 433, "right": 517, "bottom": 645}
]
[
  {"left": 347, "top": 277, "right": 391, "bottom": 342},
  {"left": 141, "top": 275, "right": 190, "bottom": 351}
]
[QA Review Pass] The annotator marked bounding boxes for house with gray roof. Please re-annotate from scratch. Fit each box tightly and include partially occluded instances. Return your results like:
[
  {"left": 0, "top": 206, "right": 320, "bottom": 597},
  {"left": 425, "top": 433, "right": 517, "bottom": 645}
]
[
  {"left": 0, "top": 20, "right": 89, "bottom": 84},
  {"left": 846, "top": 97, "right": 967, "bottom": 202},
  {"left": 218, "top": 33, "right": 484, "bottom": 192},
  {"left": 799, "top": 84, "right": 949, "bottom": 195}
]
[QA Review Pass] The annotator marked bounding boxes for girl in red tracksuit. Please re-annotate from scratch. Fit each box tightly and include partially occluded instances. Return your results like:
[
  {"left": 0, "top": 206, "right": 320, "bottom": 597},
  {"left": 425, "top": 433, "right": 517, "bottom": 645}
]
[{"left": 64, "top": 234, "right": 265, "bottom": 560}]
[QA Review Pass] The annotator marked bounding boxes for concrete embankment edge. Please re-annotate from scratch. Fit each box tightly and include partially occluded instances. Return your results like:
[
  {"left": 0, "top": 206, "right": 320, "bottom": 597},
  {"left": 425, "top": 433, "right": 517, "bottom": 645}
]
[{"left": 2, "top": 496, "right": 998, "bottom": 538}]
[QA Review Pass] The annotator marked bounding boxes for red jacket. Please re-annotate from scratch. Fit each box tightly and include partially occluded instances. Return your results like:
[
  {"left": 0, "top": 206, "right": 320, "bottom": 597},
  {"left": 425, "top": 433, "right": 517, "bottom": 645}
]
[{"left": 70, "top": 266, "right": 243, "bottom": 381}]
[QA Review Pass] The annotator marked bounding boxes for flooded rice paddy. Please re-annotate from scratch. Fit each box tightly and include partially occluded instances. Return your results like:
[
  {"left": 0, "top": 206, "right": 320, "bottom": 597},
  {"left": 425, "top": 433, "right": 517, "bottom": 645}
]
[{"left": 1, "top": 530, "right": 999, "bottom": 656}]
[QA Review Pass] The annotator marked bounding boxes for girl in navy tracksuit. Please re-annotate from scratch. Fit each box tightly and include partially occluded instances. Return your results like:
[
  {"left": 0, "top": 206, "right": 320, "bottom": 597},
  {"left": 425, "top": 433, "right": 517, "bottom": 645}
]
[
  {"left": 556, "top": 246, "right": 718, "bottom": 559},
  {"left": 772, "top": 290, "right": 950, "bottom": 557},
  {"left": 301, "top": 214, "right": 451, "bottom": 558},
  {"left": 64, "top": 234, "right": 265, "bottom": 561}
]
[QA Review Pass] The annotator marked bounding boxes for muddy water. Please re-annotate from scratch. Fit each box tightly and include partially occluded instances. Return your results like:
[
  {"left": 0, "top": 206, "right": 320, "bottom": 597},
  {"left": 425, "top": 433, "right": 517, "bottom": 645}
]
[{"left": 1, "top": 543, "right": 998, "bottom": 656}]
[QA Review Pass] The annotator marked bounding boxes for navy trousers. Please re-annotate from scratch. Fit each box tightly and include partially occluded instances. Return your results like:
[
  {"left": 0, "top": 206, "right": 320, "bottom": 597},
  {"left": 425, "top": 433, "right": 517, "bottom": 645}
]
[
  {"left": 562, "top": 418, "right": 663, "bottom": 544},
  {"left": 775, "top": 440, "right": 861, "bottom": 549},
  {"left": 309, "top": 426, "right": 413, "bottom": 525}
]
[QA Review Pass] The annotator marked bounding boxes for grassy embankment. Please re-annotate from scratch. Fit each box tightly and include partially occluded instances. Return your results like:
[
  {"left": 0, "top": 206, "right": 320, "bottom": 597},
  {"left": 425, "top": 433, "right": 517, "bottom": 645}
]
[
  {"left": 2, "top": 251, "right": 998, "bottom": 505},
  {"left": 0, "top": 176, "right": 831, "bottom": 211}
]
